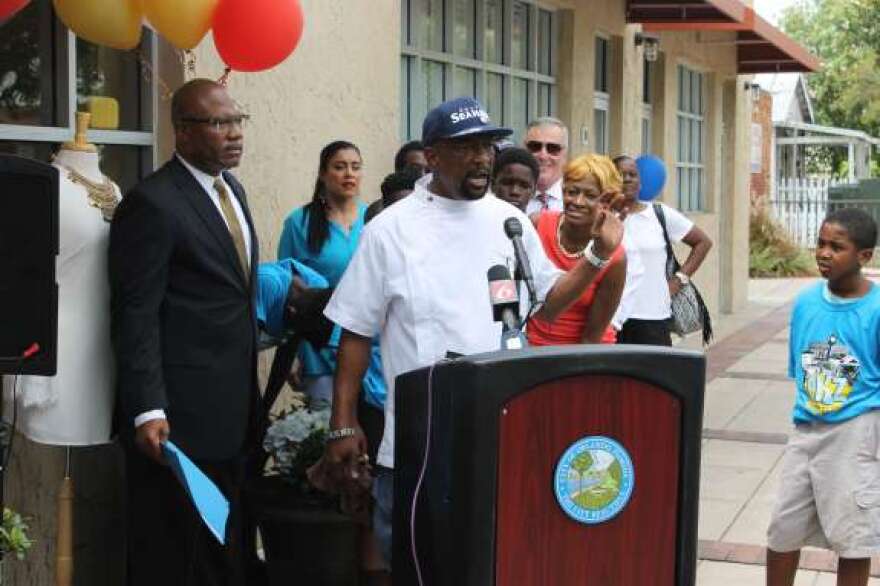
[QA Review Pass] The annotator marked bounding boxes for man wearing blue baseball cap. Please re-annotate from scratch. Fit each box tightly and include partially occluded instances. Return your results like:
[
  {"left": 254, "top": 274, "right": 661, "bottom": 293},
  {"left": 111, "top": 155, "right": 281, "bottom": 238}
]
[{"left": 322, "top": 97, "right": 625, "bottom": 572}]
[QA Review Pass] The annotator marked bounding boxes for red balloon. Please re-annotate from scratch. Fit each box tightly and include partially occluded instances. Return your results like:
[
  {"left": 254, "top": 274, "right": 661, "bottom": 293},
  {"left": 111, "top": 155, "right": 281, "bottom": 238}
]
[
  {"left": 0, "top": 0, "right": 29, "bottom": 23},
  {"left": 212, "top": 0, "right": 304, "bottom": 73}
]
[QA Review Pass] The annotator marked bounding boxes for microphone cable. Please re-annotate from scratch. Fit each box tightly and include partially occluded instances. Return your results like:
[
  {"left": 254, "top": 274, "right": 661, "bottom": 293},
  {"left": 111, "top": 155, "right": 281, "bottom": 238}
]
[
  {"left": 3, "top": 360, "right": 21, "bottom": 491},
  {"left": 1, "top": 343, "right": 39, "bottom": 501},
  {"left": 409, "top": 357, "right": 451, "bottom": 586},
  {"left": 524, "top": 298, "right": 543, "bottom": 323}
]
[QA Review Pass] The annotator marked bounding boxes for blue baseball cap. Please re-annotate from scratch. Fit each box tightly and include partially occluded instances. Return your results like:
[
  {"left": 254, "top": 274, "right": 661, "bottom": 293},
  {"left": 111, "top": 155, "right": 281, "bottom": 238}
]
[{"left": 422, "top": 97, "right": 513, "bottom": 146}]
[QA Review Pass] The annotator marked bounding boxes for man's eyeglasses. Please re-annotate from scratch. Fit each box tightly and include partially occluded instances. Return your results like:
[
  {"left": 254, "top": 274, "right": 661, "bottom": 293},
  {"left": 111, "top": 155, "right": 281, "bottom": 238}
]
[
  {"left": 525, "top": 140, "right": 564, "bottom": 156},
  {"left": 180, "top": 114, "right": 251, "bottom": 132}
]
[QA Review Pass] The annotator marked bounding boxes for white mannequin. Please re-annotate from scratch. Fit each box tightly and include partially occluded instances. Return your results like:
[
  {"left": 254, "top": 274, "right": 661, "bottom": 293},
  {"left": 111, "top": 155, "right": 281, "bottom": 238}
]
[
  {"left": 2, "top": 113, "right": 119, "bottom": 445},
  {"left": 53, "top": 148, "right": 102, "bottom": 183}
]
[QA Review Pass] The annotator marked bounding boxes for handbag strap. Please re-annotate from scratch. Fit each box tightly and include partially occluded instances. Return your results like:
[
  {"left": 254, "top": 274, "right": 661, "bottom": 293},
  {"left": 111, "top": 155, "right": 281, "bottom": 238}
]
[
  {"left": 652, "top": 203, "right": 680, "bottom": 273},
  {"left": 653, "top": 204, "right": 713, "bottom": 345}
]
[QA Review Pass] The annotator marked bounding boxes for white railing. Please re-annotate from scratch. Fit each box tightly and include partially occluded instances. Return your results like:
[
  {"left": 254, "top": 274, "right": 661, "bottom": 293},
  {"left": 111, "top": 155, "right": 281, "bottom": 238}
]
[{"left": 769, "top": 177, "right": 844, "bottom": 249}]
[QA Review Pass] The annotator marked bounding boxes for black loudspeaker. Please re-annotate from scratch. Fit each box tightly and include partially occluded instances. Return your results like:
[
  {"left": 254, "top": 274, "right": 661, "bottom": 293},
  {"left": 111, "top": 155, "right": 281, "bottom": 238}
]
[{"left": 0, "top": 154, "right": 58, "bottom": 375}]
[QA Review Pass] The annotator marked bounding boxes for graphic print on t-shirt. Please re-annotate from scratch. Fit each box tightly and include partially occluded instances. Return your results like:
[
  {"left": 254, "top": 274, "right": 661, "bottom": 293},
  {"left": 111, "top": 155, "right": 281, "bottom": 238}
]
[{"left": 800, "top": 334, "right": 861, "bottom": 415}]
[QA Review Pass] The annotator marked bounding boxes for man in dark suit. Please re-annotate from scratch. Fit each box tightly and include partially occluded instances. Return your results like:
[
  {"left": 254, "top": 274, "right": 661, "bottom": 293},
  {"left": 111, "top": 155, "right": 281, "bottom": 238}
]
[{"left": 109, "top": 79, "right": 259, "bottom": 586}]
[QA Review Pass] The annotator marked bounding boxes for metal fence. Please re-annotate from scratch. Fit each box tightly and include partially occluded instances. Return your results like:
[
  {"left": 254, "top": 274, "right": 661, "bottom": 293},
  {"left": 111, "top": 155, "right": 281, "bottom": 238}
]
[
  {"left": 769, "top": 178, "right": 846, "bottom": 248},
  {"left": 769, "top": 177, "right": 880, "bottom": 249}
]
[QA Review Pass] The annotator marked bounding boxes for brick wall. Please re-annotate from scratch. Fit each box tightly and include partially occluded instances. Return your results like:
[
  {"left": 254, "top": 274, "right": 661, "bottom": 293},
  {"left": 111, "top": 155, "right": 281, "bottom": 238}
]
[{"left": 750, "top": 90, "right": 773, "bottom": 209}]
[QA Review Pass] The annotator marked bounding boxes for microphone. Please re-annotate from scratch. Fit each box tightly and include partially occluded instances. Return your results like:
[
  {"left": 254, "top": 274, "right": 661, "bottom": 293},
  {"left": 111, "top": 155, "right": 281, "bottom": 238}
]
[
  {"left": 487, "top": 265, "right": 526, "bottom": 350},
  {"left": 503, "top": 217, "right": 538, "bottom": 308}
]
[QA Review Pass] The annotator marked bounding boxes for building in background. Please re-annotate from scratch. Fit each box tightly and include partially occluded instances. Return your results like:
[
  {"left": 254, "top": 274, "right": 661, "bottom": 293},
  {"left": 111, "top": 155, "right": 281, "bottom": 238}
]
[
  {"left": 753, "top": 72, "right": 879, "bottom": 249},
  {"left": 757, "top": 72, "right": 878, "bottom": 185},
  {"left": 1, "top": 0, "right": 819, "bottom": 317}
]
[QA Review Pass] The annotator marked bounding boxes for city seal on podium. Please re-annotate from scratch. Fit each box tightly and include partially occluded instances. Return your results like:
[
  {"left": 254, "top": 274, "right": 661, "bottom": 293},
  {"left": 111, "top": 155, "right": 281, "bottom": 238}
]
[{"left": 553, "top": 436, "right": 635, "bottom": 525}]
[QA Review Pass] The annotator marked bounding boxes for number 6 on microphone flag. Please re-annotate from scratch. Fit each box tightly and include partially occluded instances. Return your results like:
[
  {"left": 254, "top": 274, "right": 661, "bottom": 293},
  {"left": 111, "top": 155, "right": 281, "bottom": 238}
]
[{"left": 489, "top": 279, "right": 517, "bottom": 304}]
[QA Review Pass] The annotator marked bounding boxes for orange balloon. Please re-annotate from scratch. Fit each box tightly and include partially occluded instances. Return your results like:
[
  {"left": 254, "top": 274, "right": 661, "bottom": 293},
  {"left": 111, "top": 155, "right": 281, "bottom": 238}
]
[
  {"left": 143, "top": 0, "right": 217, "bottom": 50},
  {"left": 0, "top": 0, "right": 29, "bottom": 23},
  {"left": 53, "top": 0, "right": 143, "bottom": 50},
  {"left": 213, "top": 0, "right": 304, "bottom": 72}
]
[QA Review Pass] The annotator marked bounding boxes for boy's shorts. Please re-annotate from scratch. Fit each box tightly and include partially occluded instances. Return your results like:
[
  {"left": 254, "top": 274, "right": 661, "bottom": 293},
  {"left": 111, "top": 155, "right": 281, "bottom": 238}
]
[{"left": 767, "top": 409, "right": 880, "bottom": 558}]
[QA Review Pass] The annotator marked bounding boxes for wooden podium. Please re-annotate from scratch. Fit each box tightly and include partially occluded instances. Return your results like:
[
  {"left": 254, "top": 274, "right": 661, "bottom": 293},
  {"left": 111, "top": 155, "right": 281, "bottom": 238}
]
[{"left": 394, "top": 345, "right": 705, "bottom": 586}]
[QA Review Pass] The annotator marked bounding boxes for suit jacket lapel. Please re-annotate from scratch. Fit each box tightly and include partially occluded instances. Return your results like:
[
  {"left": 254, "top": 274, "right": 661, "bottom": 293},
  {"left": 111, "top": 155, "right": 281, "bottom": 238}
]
[{"left": 168, "top": 158, "right": 249, "bottom": 290}]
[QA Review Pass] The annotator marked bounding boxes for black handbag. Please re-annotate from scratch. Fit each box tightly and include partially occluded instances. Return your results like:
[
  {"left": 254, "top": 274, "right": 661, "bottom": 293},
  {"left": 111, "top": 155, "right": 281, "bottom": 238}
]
[{"left": 653, "top": 203, "right": 713, "bottom": 345}]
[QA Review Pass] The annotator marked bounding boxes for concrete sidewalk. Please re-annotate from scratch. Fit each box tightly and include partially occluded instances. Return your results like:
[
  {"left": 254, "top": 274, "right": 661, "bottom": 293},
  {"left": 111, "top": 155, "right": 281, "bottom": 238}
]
[{"left": 686, "top": 278, "right": 880, "bottom": 585}]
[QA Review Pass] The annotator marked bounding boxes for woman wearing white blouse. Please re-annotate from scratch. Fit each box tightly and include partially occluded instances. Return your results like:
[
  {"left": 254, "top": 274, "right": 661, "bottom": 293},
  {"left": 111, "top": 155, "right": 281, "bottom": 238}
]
[{"left": 613, "top": 155, "right": 713, "bottom": 346}]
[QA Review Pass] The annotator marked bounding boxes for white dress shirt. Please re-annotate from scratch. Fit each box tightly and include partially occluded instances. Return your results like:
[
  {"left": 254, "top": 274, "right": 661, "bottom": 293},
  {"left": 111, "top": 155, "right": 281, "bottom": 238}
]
[
  {"left": 525, "top": 177, "right": 564, "bottom": 215},
  {"left": 135, "top": 155, "right": 253, "bottom": 428}
]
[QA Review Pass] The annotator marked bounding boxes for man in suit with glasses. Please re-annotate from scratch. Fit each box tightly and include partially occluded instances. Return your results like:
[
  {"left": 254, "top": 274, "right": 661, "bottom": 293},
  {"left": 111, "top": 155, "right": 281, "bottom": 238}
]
[
  {"left": 109, "top": 78, "right": 259, "bottom": 586},
  {"left": 523, "top": 116, "right": 569, "bottom": 215}
]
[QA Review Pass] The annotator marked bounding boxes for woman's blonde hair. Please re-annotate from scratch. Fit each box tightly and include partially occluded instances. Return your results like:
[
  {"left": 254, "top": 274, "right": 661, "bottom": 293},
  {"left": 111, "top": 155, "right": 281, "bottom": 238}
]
[{"left": 563, "top": 154, "right": 622, "bottom": 194}]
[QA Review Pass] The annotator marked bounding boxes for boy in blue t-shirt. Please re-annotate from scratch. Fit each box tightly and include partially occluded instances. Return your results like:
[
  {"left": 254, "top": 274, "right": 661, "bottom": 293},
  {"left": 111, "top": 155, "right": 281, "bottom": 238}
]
[{"left": 767, "top": 209, "right": 880, "bottom": 586}]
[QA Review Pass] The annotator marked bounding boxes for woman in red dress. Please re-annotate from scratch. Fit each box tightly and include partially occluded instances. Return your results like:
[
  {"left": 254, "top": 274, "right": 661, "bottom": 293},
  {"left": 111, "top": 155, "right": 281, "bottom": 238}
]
[{"left": 527, "top": 154, "right": 627, "bottom": 345}]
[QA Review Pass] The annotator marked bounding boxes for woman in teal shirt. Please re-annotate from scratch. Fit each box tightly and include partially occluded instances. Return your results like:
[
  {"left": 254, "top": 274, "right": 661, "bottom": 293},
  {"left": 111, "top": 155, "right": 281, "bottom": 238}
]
[
  {"left": 278, "top": 140, "right": 366, "bottom": 286},
  {"left": 277, "top": 140, "right": 382, "bottom": 410}
]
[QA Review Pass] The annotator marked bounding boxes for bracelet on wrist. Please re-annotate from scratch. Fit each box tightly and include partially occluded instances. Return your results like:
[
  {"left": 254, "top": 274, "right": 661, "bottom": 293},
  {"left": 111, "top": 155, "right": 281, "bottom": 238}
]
[
  {"left": 327, "top": 427, "right": 357, "bottom": 441},
  {"left": 584, "top": 241, "right": 611, "bottom": 269}
]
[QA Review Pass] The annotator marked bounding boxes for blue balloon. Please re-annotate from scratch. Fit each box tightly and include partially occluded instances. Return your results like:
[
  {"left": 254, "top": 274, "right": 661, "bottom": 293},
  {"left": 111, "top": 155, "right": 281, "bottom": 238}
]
[{"left": 636, "top": 155, "right": 667, "bottom": 201}]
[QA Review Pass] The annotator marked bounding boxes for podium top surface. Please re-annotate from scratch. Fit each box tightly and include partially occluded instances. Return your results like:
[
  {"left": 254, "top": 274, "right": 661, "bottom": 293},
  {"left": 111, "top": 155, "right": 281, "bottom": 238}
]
[
  {"left": 397, "top": 344, "right": 706, "bottom": 406},
  {"left": 458, "top": 343, "right": 703, "bottom": 365}
]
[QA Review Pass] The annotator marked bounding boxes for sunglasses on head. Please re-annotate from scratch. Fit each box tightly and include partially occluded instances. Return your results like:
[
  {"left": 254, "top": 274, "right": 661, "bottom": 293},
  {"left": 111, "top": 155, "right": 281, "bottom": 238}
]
[{"left": 525, "top": 140, "right": 564, "bottom": 156}]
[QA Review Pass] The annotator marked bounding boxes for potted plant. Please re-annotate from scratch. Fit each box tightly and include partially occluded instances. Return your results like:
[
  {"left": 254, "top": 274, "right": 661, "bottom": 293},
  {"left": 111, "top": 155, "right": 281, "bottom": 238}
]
[
  {"left": 248, "top": 404, "right": 362, "bottom": 586},
  {"left": 0, "top": 507, "right": 32, "bottom": 584}
]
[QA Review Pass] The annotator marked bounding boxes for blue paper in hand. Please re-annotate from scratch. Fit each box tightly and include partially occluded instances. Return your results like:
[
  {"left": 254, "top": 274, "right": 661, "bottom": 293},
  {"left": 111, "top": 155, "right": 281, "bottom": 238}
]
[{"left": 162, "top": 441, "right": 230, "bottom": 545}]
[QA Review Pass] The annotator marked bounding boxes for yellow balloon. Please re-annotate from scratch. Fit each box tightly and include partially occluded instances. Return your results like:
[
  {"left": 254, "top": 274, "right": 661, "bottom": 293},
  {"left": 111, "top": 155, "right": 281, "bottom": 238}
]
[
  {"left": 53, "top": 0, "right": 143, "bottom": 50},
  {"left": 143, "top": 0, "right": 217, "bottom": 50}
]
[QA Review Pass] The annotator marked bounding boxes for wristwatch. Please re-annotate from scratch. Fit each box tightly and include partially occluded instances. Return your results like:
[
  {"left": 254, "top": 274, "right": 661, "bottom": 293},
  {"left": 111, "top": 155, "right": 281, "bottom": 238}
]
[
  {"left": 585, "top": 241, "right": 611, "bottom": 269},
  {"left": 327, "top": 427, "right": 357, "bottom": 441},
  {"left": 674, "top": 271, "right": 691, "bottom": 285}
]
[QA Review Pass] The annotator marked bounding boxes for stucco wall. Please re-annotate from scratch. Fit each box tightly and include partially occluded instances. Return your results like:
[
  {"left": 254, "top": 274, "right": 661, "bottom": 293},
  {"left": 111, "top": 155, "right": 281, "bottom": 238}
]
[
  {"left": 184, "top": 0, "right": 401, "bottom": 263},
  {"left": 653, "top": 30, "right": 748, "bottom": 314},
  {"left": 556, "top": 0, "right": 629, "bottom": 156}
]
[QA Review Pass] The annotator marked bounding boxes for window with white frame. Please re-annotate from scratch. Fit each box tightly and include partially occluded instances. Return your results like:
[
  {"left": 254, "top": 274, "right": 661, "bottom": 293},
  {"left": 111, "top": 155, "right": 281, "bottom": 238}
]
[
  {"left": 0, "top": 0, "right": 157, "bottom": 192},
  {"left": 676, "top": 64, "right": 705, "bottom": 211},
  {"left": 400, "top": 0, "right": 558, "bottom": 142},
  {"left": 593, "top": 35, "right": 610, "bottom": 155},
  {"left": 641, "top": 58, "right": 653, "bottom": 155}
]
